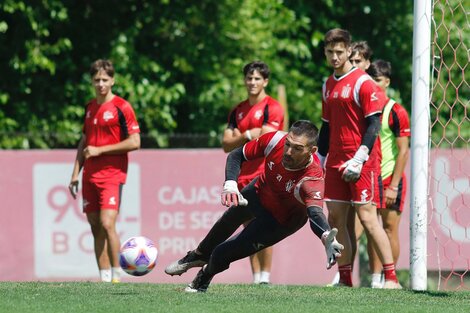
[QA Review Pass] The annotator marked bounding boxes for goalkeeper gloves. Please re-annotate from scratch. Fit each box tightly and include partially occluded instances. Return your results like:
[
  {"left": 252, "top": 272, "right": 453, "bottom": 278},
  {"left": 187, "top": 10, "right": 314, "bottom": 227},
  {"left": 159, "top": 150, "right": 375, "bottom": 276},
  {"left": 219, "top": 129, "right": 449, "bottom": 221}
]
[
  {"left": 321, "top": 228, "right": 343, "bottom": 269},
  {"left": 221, "top": 180, "right": 248, "bottom": 207},
  {"left": 338, "top": 145, "right": 369, "bottom": 182}
]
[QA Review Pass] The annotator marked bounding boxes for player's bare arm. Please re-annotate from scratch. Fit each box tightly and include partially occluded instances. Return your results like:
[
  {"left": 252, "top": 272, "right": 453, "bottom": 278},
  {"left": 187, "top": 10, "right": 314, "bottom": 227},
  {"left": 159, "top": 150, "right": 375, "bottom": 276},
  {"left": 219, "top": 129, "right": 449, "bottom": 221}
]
[
  {"left": 222, "top": 127, "right": 262, "bottom": 152},
  {"left": 69, "top": 135, "right": 86, "bottom": 199},
  {"left": 83, "top": 133, "right": 141, "bottom": 159},
  {"left": 385, "top": 136, "right": 409, "bottom": 207}
]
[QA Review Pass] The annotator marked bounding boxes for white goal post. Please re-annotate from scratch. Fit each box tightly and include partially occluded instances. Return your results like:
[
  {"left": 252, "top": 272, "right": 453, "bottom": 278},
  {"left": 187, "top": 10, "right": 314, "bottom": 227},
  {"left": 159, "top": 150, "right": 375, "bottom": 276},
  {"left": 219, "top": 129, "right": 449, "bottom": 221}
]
[{"left": 410, "top": 0, "right": 432, "bottom": 291}]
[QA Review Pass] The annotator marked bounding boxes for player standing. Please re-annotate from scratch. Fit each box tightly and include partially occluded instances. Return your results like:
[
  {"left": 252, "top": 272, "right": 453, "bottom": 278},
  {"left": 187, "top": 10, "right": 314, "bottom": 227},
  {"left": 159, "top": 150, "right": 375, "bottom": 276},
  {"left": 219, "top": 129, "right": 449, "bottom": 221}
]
[
  {"left": 317, "top": 29, "right": 400, "bottom": 288},
  {"left": 367, "top": 60, "right": 410, "bottom": 288},
  {"left": 69, "top": 59, "right": 141, "bottom": 283},
  {"left": 221, "top": 61, "right": 285, "bottom": 284},
  {"left": 165, "top": 120, "right": 343, "bottom": 292}
]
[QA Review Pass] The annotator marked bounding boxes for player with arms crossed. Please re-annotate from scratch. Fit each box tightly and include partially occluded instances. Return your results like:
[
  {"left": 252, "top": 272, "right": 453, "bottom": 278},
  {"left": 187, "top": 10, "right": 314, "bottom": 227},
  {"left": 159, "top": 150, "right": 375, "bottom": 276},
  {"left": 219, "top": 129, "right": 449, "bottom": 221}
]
[
  {"left": 222, "top": 61, "right": 285, "bottom": 284},
  {"left": 367, "top": 60, "right": 410, "bottom": 288},
  {"left": 165, "top": 120, "right": 343, "bottom": 292},
  {"left": 317, "top": 29, "right": 400, "bottom": 288},
  {"left": 69, "top": 59, "right": 141, "bottom": 283}
]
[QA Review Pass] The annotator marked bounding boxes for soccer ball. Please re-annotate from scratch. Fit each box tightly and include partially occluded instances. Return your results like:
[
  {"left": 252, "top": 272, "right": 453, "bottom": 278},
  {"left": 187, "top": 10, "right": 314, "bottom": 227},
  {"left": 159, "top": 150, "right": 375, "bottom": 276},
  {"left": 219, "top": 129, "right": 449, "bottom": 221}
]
[{"left": 119, "top": 236, "right": 158, "bottom": 276}]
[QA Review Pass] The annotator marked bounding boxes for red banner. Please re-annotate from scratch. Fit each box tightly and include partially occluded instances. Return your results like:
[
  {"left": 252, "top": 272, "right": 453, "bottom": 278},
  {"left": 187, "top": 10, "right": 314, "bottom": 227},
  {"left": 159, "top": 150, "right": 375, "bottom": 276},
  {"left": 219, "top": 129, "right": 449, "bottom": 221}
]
[{"left": 0, "top": 149, "right": 467, "bottom": 284}]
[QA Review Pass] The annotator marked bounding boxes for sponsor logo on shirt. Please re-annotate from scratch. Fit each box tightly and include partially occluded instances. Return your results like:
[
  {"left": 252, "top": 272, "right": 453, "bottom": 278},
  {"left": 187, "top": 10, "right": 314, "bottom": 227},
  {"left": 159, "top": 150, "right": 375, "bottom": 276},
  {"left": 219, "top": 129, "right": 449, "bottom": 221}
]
[
  {"left": 314, "top": 191, "right": 322, "bottom": 200},
  {"left": 286, "top": 179, "right": 295, "bottom": 192},
  {"left": 361, "top": 189, "right": 369, "bottom": 202},
  {"left": 371, "top": 92, "right": 378, "bottom": 101},
  {"left": 103, "top": 110, "right": 114, "bottom": 122}
]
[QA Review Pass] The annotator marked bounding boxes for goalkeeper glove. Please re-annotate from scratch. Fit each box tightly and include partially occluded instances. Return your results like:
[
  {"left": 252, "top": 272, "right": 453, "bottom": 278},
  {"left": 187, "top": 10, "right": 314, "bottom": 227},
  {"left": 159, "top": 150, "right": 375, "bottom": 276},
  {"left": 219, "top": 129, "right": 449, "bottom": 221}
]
[
  {"left": 322, "top": 228, "right": 343, "bottom": 269},
  {"left": 221, "top": 180, "right": 248, "bottom": 207},
  {"left": 338, "top": 145, "right": 369, "bottom": 182}
]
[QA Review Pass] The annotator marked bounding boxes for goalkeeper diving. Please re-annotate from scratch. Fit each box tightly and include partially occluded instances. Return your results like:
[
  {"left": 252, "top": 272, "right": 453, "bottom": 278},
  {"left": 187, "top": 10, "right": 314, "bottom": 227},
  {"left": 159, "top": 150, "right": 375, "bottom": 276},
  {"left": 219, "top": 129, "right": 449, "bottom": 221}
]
[{"left": 164, "top": 120, "right": 343, "bottom": 292}]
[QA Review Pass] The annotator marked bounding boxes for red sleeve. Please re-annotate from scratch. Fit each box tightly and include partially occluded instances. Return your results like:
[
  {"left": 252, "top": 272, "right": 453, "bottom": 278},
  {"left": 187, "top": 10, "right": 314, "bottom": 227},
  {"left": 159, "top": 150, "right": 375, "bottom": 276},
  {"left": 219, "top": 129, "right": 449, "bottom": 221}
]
[
  {"left": 389, "top": 103, "right": 411, "bottom": 137},
  {"left": 358, "top": 78, "right": 387, "bottom": 117},
  {"left": 242, "top": 131, "right": 278, "bottom": 161},
  {"left": 121, "top": 101, "right": 140, "bottom": 135},
  {"left": 264, "top": 98, "right": 284, "bottom": 130},
  {"left": 299, "top": 178, "right": 324, "bottom": 208}
]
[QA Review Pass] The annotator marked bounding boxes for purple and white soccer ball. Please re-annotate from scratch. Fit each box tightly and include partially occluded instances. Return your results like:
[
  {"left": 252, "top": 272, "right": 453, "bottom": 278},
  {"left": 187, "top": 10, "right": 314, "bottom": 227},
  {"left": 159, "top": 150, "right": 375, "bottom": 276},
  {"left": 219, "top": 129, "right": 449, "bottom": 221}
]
[{"left": 119, "top": 236, "right": 158, "bottom": 276}]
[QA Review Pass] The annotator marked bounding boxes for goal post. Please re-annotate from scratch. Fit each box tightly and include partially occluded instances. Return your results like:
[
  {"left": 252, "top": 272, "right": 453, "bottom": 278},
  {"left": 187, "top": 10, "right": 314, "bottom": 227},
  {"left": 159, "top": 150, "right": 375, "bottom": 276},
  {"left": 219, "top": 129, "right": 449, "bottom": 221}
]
[{"left": 409, "top": 0, "right": 432, "bottom": 291}]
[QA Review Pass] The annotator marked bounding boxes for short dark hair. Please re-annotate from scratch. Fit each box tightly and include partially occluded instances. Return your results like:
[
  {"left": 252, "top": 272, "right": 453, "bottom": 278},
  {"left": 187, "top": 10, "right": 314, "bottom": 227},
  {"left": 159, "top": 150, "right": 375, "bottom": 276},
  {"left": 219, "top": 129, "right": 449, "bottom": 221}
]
[
  {"left": 324, "top": 28, "right": 351, "bottom": 47},
  {"left": 289, "top": 120, "right": 319, "bottom": 147},
  {"left": 243, "top": 61, "right": 270, "bottom": 79},
  {"left": 89, "top": 59, "right": 115, "bottom": 77},
  {"left": 367, "top": 59, "right": 392, "bottom": 79},
  {"left": 351, "top": 41, "right": 373, "bottom": 61}
]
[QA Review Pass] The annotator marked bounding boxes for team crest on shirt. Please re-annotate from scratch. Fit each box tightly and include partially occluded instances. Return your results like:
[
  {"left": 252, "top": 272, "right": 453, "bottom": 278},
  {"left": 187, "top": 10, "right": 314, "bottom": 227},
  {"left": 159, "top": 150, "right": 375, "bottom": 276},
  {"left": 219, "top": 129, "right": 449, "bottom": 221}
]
[
  {"left": 341, "top": 84, "right": 351, "bottom": 98},
  {"left": 285, "top": 179, "right": 295, "bottom": 192},
  {"left": 103, "top": 110, "right": 114, "bottom": 122},
  {"left": 254, "top": 110, "right": 263, "bottom": 120}
]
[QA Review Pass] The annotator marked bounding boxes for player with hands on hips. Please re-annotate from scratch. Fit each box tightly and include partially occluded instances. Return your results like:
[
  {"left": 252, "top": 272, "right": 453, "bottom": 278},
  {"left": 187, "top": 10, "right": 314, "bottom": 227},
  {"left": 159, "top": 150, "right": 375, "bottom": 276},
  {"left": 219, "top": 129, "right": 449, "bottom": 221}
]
[{"left": 165, "top": 120, "right": 343, "bottom": 292}]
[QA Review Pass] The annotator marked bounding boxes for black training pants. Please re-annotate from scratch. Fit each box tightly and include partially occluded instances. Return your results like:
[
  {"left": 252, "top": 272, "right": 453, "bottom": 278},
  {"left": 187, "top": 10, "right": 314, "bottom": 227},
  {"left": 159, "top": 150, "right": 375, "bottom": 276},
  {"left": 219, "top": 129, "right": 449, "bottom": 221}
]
[{"left": 198, "top": 179, "right": 306, "bottom": 276}]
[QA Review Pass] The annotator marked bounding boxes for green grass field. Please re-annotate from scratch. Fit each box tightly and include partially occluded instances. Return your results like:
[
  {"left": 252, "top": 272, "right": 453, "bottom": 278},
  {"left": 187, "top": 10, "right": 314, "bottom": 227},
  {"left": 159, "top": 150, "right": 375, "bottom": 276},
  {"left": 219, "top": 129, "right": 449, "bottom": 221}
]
[{"left": 1, "top": 282, "right": 470, "bottom": 313}]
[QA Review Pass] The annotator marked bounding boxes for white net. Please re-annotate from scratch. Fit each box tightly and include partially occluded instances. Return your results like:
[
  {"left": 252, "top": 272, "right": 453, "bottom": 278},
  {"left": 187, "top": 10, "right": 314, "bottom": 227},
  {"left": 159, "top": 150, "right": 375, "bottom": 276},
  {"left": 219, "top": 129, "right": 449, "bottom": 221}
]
[{"left": 429, "top": 0, "right": 469, "bottom": 290}]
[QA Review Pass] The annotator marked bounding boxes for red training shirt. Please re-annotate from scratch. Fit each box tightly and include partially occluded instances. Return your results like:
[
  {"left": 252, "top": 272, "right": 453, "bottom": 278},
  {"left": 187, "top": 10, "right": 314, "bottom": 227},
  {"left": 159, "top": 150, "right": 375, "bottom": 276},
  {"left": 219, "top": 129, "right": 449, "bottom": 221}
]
[{"left": 82, "top": 95, "right": 140, "bottom": 183}]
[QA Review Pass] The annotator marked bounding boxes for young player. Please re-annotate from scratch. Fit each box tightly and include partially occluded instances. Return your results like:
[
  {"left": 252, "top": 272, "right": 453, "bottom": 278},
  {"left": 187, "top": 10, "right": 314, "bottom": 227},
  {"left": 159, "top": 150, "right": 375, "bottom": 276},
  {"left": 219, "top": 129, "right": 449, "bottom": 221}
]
[
  {"left": 367, "top": 60, "right": 410, "bottom": 288},
  {"left": 349, "top": 41, "right": 373, "bottom": 71},
  {"left": 331, "top": 40, "right": 375, "bottom": 286},
  {"left": 69, "top": 59, "right": 141, "bottom": 283},
  {"left": 317, "top": 29, "right": 401, "bottom": 288},
  {"left": 165, "top": 120, "right": 343, "bottom": 292},
  {"left": 222, "top": 61, "right": 285, "bottom": 284}
]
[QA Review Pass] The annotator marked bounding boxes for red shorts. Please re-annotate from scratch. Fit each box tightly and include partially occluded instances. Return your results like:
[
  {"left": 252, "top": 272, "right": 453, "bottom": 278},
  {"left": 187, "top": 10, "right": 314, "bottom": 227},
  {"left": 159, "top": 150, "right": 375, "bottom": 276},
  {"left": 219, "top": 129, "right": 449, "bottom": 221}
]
[
  {"left": 82, "top": 180, "right": 123, "bottom": 213},
  {"left": 324, "top": 166, "right": 380, "bottom": 205},
  {"left": 379, "top": 174, "right": 407, "bottom": 212}
]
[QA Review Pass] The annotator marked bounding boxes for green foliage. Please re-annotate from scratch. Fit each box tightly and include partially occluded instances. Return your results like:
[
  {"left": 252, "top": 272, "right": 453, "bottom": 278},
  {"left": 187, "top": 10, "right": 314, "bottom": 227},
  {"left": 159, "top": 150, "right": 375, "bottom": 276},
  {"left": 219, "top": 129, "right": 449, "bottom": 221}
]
[
  {"left": 430, "top": 0, "right": 469, "bottom": 148},
  {"left": 0, "top": 0, "right": 463, "bottom": 148}
]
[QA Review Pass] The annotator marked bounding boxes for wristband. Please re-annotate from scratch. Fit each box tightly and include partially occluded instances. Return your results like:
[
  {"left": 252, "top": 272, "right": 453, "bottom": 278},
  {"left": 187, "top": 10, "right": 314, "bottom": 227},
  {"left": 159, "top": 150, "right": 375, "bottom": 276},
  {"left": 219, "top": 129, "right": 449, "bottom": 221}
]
[
  {"left": 389, "top": 186, "right": 399, "bottom": 191},
  {"left": 245, "top": 130, "right": 252, "bottom": 141}
]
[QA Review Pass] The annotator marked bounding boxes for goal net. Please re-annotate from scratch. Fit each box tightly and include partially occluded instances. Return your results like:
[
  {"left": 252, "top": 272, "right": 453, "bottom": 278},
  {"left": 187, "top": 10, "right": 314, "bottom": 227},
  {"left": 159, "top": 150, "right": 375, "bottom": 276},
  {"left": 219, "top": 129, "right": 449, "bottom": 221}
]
[{"left": 428, "top": 0, "right": 469, "bottom": 290}]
